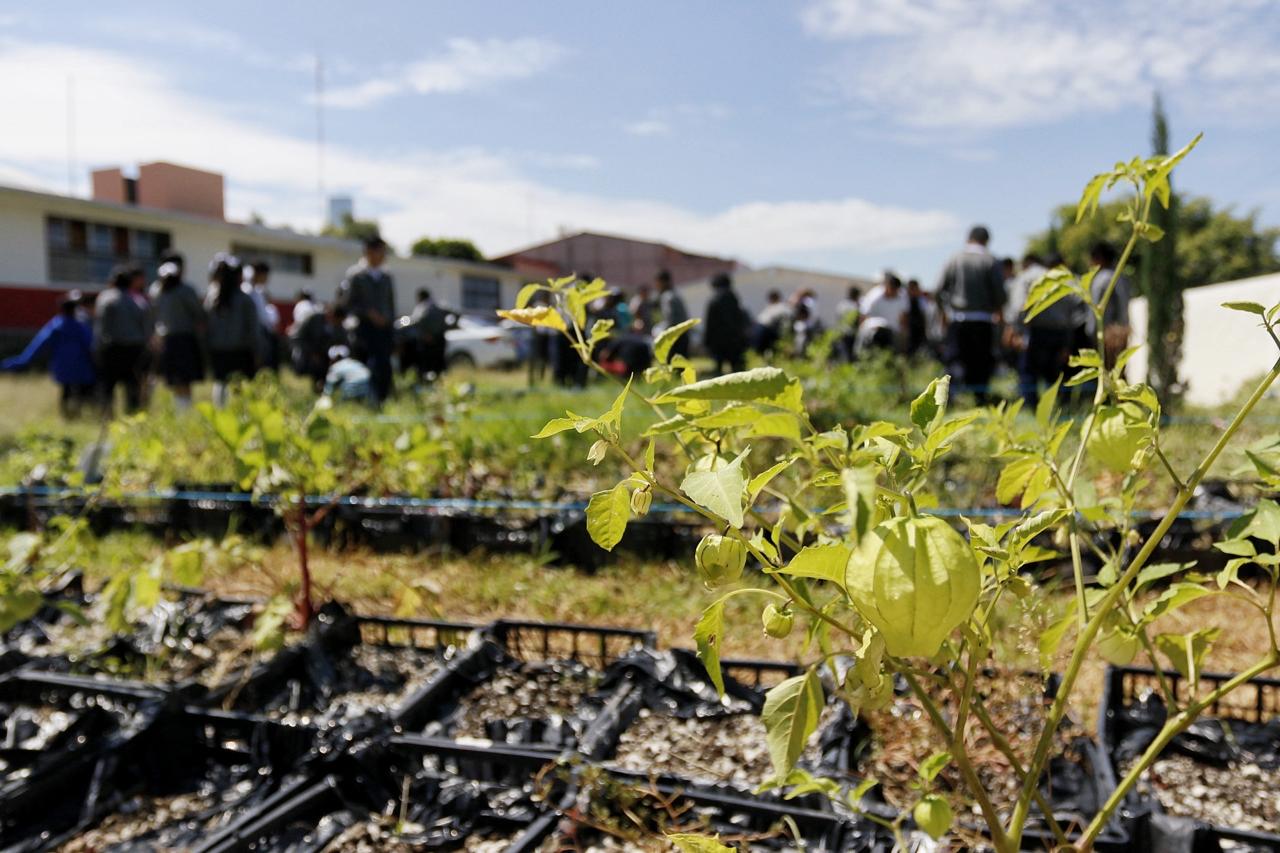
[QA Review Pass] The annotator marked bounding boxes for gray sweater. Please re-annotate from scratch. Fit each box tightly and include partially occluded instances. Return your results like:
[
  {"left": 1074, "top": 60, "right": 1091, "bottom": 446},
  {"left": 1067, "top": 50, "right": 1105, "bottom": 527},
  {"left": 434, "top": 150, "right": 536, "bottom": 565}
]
[
  {"left": 93, "top": 287, "right": 151, "bottom": 349},
  {"left": 1087, "top": 268, "right": 1131, "bottom": 335},
  {"left": 339, "top": 261, "right": 396, "bottom": 332},
  {"left": 153, "top": 283, "right": 205, "bottom": 337},
  {"left": 204, "top": 285, "right": 259, "bottom": 351},
  {"left": 937, "top": 246, "right": 1007, "bottom": 317}
]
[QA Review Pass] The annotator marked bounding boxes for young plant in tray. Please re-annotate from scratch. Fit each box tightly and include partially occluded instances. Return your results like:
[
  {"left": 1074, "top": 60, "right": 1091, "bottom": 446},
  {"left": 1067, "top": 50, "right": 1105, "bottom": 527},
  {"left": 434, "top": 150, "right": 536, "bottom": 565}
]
[
  {"left": 198, "top": 375, "right": 433, "bottom": 632},
  {"left": 505, "top": 136, "right": 1280, "bottom": 850}
]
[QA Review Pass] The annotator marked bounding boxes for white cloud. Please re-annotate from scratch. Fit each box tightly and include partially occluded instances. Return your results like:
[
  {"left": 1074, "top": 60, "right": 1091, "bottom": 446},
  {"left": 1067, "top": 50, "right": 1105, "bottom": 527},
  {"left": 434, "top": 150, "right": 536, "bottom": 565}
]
[
  {"left": 623, "top": 119, "right": 672, "bottom": 137},
  {"left": 0, "top": 41, "right": 957, "bottom": 265},
  {"left": 323, "top": 37, "right": 564, "bottom": 108},
  {"left": 802, "top": 0, "right": 1280, "bottom": 128}
]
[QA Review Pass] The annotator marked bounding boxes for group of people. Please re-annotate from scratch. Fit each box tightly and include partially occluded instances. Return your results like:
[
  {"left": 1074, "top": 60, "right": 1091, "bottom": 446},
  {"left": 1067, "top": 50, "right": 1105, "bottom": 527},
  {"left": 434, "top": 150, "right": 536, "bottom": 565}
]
[
  {"left": 6, "top": 225, "right": 1129, "bottom": 416},
  {"left": 532, "top": 223, "right": 1130, "bottom": 408},
  {"left": 1, "top": 235, "right": 459, "bottom": 414},
  {"left": 2, "top": 252, "right": 282, "bottom": 416}
]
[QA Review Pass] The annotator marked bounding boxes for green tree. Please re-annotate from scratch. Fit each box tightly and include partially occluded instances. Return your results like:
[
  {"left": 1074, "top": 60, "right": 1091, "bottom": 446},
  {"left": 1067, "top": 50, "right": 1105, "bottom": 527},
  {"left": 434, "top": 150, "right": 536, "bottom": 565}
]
[
  {"left": 322, "top": 212, "right": 383, "bottom": 245},
  {"left": 411, "top": 236, "right": 485, "bottom": 262},
  {"left": 1026, "top": 198, "right": 1280, "bottom": 290},
  {"left": 1142, "top": 93, "right": 1182, "bottom": 401}
]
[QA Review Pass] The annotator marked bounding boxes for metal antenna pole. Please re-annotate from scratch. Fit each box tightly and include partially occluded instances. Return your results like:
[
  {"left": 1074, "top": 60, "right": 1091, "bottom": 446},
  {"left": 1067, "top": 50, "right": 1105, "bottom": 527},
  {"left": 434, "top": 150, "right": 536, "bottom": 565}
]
[
  {"left": 66, "top": 76, "right": 76, "bottom": 194},
  {"left": 316, "top": 56, "right": 325, "bottom": 225}
]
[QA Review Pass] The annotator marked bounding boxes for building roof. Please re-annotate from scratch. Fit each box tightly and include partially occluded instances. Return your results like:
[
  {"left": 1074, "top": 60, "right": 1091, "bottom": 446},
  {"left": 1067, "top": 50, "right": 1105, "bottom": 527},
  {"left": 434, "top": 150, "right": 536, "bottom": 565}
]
[{"left": 493, "top": 229, "right": 737, "bottom": 265}]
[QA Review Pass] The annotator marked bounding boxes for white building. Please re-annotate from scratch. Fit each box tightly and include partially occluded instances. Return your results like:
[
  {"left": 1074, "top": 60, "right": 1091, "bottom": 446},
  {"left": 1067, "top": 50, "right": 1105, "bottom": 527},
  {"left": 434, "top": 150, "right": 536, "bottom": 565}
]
[
  {"left": 0, "top": 165, "right": 526, "bottom": 346},
  {"left": 679, "top": 265, "right": 875, "bottom": 326},
  {"left": 1129, "top": 272, "right": 1280, "bottom": 407}
]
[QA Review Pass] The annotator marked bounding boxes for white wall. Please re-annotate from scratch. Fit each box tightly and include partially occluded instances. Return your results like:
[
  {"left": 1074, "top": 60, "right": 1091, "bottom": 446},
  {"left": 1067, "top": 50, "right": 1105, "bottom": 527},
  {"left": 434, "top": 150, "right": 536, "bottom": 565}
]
[
  {"left": 0, "top": 184, "right": 527, "bottom": 317},
  {"left": 1130, "top": 272, "right": 1280, "bottom": 406},
  {"left": 681, "top": 266, "right": 873, "bottom": 325}
]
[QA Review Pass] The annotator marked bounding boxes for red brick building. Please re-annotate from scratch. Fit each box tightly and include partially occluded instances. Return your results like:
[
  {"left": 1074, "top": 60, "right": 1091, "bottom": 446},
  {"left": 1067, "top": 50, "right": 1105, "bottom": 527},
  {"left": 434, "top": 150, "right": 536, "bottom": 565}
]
[{"left": 494, "top": 230, "right": 738, "bottom": 291}]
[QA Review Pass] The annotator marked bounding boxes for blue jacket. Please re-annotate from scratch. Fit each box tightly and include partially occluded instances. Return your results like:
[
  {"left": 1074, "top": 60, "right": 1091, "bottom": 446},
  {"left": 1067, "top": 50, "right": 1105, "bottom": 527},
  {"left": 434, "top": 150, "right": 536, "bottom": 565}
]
[{"left": 2, "top": 314, "right": 96, "bottom": 386}]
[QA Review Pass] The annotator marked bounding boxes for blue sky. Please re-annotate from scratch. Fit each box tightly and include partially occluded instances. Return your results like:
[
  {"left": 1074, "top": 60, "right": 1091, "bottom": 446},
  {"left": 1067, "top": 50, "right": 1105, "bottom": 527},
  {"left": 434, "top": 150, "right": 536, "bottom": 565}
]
[{"left": 1, "top": 1, "right": 1278, "bottom": 281}]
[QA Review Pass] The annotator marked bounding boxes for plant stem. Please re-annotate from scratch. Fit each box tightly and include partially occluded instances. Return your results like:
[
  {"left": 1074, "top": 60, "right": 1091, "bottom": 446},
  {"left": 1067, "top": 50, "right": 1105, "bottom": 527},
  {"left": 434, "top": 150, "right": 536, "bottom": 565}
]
[
  {"left": 903, "top": 672, "right": 1013, "bottom": 853},
  {"left": 294, "top": 501, "right": 313, "bottom": 629},
  {"left": 1009, "top": 361, "right": 1280, "bottom": 843},
  {"left": 1079, "top": 650, "right": 1280, "bottom": 847},
  {"left": 962, "top": 693, "right": 1070, "bottom": 848}
]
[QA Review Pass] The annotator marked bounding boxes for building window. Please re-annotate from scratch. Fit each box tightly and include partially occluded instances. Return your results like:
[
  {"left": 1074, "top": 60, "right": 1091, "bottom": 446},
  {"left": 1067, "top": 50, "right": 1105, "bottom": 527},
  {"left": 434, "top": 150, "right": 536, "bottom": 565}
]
[
  {"left": 231, "top": 243, "right": 314, "bottom": 277},
  {"left": 46, "top": 216, "right": 171, "bottom": 284},
  {"left": 461, "top": 275, "right": 501, "bottom": 312}
]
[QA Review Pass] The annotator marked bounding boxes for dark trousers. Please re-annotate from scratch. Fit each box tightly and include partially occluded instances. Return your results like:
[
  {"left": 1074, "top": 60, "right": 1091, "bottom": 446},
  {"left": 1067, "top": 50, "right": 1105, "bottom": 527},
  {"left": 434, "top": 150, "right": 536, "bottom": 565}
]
[
  {"left": 711, "top": 350, "right": 745, "bottom": 376},
  {"left": 360, "top": 330, "right": 394, "bottom": 402},
  {"left": 98, "top": 343, "right": 145, "bottom": 414},
  {"left": 1019, "top": 327, "right": 1073, "bottom": 407},
  {"left": 946, "top": 321, "right": 996, "bottom": 403},
  {"left": 59, "top": 383, "right": 95, "bottom": 418}
]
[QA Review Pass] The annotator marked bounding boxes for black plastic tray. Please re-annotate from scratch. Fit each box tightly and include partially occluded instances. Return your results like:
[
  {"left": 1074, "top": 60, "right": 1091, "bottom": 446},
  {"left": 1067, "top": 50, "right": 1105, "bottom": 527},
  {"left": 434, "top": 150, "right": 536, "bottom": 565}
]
[{"left": 1100, "top": 664, "right": 1280, "bottom": 851}]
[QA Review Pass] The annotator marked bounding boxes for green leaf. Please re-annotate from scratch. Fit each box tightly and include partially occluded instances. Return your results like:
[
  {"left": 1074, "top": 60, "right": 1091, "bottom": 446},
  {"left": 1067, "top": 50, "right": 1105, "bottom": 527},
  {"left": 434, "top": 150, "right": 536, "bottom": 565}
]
[
  {"left": 918, "top": 751, "right": 951, "bottom": 784},
  {"left": 601, "top": 375, "right": 632, "bottom": 430},
  {"left": 1038, "top": 614, "right": 1073, "bottom": 671},
  {"left": 910, "top": 377, "right": 949, "bottom": 433},
  {"left": 747, "top": 412, "right": 802, "bottom": 441},
  {"left": 252, "top": 595, "right": 293, "bottom": 652},
  {"left": 755, "top": 768, "right": 842, "bottom": 800},
  {"left": 532, "top": 417, "right": 577, "bottom": 439},
  {"left": 776, "top": 543, "right": 851, "bottom": 588},
  {"left": 841, "top": 467, "right": 878, "bottom": 542},
  {"left": 586, "top": 483, "right": 631, "bottom": 552},
  {"left": 167, "top": 543, "right": 205, "bottom": 588},
  {"left": 0, "top": 588, "right": 42, "bottom": 633},
  {"left": 1155, "top": 627, "right": 1219, "bottom": 690},
  {"left": 749, "top": 458, "right": 793, "bottom": 502},
  {"left": 996, "top": 457, "right": 1040, "bottom": 505},
  {"left": 695, "top": 599, "right": 727, "bottom": 697},
  {"left": 1035, "top": 377, "right": 1061, "bottom": 427},
  {"left": 680, "top": 448, "right": 749, "bottom": 528},
  {"left": 658, "top": 367, "right": 789, "bottom": 403},
  {"left": 693, "top": 405, "right": 762, "bottom": 429},
  {"left": 1222, "top": 301, "right": 1266, "bottom": 316},
  {"left": 653, "top": 318, "right": 700, "bottom": 364},
  {"left": 514, "top": 282, "right": 541, "bottom": 309},
  {"left": 1142, "top": 581, "right": 1212, "bottom": 622},
  {"left": 668, "top": 833, "right": 734, "bottom": 853},
  {"left": 761, "top": 670, "right": 824, "bottom": 776}
]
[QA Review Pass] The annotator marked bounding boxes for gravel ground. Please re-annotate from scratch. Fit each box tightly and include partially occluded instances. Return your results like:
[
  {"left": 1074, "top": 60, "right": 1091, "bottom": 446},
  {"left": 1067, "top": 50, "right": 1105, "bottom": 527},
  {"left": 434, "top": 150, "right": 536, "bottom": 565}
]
[
  {"left": 272, "top": 645, "right": 448, "bottom": 725},
  {"left": 610, "top": 703, "right": 836, "bottom": 789},
  {"left": 1123, "top": 753, "right": 1280, "bottom": 834},
  {"left": 863, "top": 671, "right": 1084, "bottom": 817},
  {"left": 451, "top": 665, "right": 600, "bottom": 740},
  {"left": 55, "top": 790, "right": 220, "bottom": 852},
  {"left": 610, "top": 710, "right": 773, "bottom": 788}
]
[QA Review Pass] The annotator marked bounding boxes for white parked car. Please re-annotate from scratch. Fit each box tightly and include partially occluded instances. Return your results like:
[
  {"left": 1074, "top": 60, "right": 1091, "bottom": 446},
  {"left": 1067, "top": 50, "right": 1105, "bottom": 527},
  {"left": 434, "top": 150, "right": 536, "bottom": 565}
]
[{"left": 445, "top": 314, "right": 519, "bottom": 369}]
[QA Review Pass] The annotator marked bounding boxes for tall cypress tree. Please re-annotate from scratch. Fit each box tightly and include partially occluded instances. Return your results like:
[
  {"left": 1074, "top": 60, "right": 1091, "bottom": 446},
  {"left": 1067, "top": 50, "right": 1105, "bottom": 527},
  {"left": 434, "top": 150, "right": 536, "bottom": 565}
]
[{"left": 1143, "top": 93, "right": 1182, "bottom": 401}]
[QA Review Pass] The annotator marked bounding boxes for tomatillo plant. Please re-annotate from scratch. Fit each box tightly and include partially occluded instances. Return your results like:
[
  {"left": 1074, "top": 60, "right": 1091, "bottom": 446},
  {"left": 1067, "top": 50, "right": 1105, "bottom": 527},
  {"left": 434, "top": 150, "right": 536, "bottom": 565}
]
[{"left": 507, "top": 136, "right": 1280, "bottom": 850}]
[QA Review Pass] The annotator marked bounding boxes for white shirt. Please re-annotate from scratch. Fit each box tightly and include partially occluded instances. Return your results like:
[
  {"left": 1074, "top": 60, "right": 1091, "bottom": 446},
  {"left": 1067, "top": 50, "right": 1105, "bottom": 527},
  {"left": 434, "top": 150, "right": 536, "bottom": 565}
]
[{"left": 859, "top": 284, "right": 909, "bottom": 331}]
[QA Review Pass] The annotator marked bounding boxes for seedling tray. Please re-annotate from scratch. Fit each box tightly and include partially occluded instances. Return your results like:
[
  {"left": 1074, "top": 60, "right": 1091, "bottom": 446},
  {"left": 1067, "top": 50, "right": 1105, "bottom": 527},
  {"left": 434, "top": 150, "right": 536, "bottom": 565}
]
[
  {"left": 218, "top": 610, "right": 474, "bottom": 726},
  {"left": 545, "top": 766, "right": 871, "bottom": 851},
  {"left": 202, "top": 735, "right": 567, "bottom": 853},
  {"left": 583, "top": 650, "right": 816, "bottom": 792},
  {"left": 0, "top": 670, "right": 163, "bottom": 838},
  {"left": 398, "top": 640, "right": 615, "bottom": 751},
  {"left": 30, "top": 707, "right": 330, "bottom": 853},
  {"left": 1100, "top": 664, "right": 1280, "bottom": 850},
  {"left": 817, "top": 668, "right": 1130, "bottom": 851}
]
